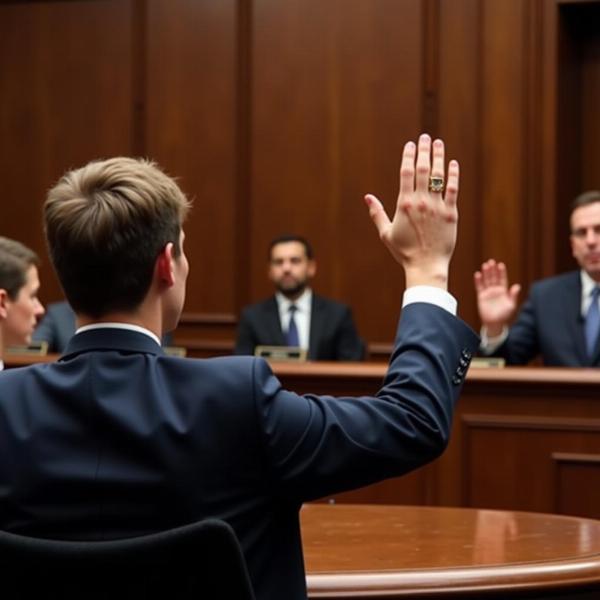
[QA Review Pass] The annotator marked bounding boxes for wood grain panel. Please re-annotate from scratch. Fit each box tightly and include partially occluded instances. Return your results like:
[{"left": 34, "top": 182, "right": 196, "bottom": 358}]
[
  {"left": 577, "top": 4, "right": 600, "bottom": 192},
  {"left": 550, "top": 1, "right": 600, "bottom": 275},
  {"left": 479, "top": 0, "right": 528, "bottom": 285},
  {"left": 2, "top": 0, "right": 598, "bottom": 357},
  {"left": 463, "top": 416, "right": 600, "bottom": 513},
  {"left": 145, "top": 0, "right": 237, "bottom": 315},
  {"left": 438, "top": 0, "right": 482, "bottom": 329},
  {"left": 250, "top": 0, "right": 423, "bottom": 343},
  {"left": 553, "top": 452, "right": 600, "bottom": 519},
  {"left": 0, "top": 0, "right": 135, "bottom": 302}
]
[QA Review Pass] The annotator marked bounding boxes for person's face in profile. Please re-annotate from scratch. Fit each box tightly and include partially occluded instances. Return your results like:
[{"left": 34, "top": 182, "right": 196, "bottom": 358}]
[
  {"left": 570, "top": 201, "right": 600, "bottom": 282},
  {"left": 268, "top": 241, "right": 316, "bottom": 300},
  {"left": 3, "top": 265, "right": 45, "bottom": 347}
]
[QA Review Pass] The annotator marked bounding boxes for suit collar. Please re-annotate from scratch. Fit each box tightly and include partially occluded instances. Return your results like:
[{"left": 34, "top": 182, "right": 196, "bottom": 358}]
[
  {"left": 76, "top": 322, "right": 161, "bottom": 346},
  {"left": 265, "top": 297, "right": 286, "bottom": 345},
  {"left": 60, "top": 328, "right": 164, "bottom": 361}
]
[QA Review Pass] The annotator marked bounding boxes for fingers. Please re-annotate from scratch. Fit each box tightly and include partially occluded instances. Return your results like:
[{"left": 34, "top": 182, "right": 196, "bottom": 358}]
[
  {"left": 474, "top": 271, "right": 484, "bottom": 293},
  {"left": 415, "top": 134, "right": 431, "bottom": 193},
  {"left": 430, "top": 139, "right": 445, "bottom": 197},
  {"left": 364, "top": 193, "right": 391, "bottom": 236},
  {"left": 444, "top": 160, "right": 459, "bottom": 208},
  {"left": 399, "top": 141, "right": 416, "bottom": 197},
  {"left": 477, "top": 260, "right": 509, "bottom": 289}
]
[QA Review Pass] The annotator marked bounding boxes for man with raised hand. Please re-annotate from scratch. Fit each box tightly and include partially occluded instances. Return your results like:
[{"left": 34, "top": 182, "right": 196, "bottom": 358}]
[
  {"left": 0, "top": 134, "right": 478, "bottom": 600},
  {"left": 475, "top": 190, "right": 600, "bottom": 366}
]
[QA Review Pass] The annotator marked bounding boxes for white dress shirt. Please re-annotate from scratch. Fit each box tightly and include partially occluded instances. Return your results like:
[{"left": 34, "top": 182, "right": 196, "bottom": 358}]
[{"left": 75, "top": 322, "right": 162, "bottom": 347}]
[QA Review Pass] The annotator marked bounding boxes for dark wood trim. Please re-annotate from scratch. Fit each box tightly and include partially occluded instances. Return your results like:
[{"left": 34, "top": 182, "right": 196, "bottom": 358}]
[
  {"left": 234, "top": 0, "right": 252, "bottom": 313},
  {"left": 553, "top": 452, "right": 600, "bottom": 464},
  {"left": 462, "top": 414, "right": 600, "bottom": 432},
  {"left": 131, "top": 0, "right": 147, "bottom": 156},
  {"left": 178, "top": 313, "right": 237, "bottom": 325},
  {"left": 422, "top": 0, "right": 440, "bottom": 134},
  {"left": 523, "top": 0, "right": 544, "bottom": 281}
]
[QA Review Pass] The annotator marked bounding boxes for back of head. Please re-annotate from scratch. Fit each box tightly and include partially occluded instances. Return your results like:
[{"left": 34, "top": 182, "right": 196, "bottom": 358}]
[
  {"left": 44, "top": 157, "right": 190, "bottom": 318},
  {"left": 0, "top": 237, "right": 39, "bottom": 300}
]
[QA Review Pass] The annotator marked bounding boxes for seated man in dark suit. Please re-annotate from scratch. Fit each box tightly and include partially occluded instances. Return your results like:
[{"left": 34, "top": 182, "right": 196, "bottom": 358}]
[
  {"left": 234, "top": 235, "right": 365, "bottom": 360},
  {"left": 474, "top": 190, "right": 600, "bottom": 366},
  {"left": 0, "top": 134, "right": 478, "bottom": 600},
  {"left": 32, "top": 300, "right": 75, "bottom": 354},
  {"left": 0, "top": 237, "right": 45, "bottom": 366}
]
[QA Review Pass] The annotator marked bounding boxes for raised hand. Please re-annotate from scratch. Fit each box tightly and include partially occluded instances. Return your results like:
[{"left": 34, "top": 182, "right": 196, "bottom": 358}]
[
  {"left": 364, "top": 134, "right": 459, "bottom": 290},
  {"left": 473, "top": 259, "right": 521, "bottom": 335}
]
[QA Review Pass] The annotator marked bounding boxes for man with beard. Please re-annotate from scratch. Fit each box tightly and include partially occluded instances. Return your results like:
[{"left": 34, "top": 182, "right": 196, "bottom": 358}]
[
  {"left": 474, "top": 190, "right": 600, "bottom": 366},
  {"left": 234, "top": 235, "right": 364, "bottom": 360}
]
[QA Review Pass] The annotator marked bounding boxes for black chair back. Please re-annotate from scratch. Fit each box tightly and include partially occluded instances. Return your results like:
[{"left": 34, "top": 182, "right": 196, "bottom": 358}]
[{"left": 0, "top": 519, "right": 255, "bottom": 600}]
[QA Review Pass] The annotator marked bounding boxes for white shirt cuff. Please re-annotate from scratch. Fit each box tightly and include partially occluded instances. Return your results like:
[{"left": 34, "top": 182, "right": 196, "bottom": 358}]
[
  {"left": 402, "top": 286, "right": 457, "bottom": 316},
  {"left": 479, "top": 326, "right": 508, "bottom": 354}
]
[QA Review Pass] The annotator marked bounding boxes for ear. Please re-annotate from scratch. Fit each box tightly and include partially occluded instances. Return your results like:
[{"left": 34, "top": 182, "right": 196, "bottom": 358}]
[
  {"left": 156, "top": 243, "right": 176, "bottom": 288},
  {"left": 307, "top": 259, "right": 317, "bottom": 278},
  {"left": 570, "top": 235, "right": 576, "bottom": 258},
  {"left": 0, "top": 289, "right": 9, "bottom": 320}
]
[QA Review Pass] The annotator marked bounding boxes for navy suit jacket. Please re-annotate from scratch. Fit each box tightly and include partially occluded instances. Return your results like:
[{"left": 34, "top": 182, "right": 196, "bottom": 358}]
[
  {"left": 32, "top": 301, "right": 75, "bottom": 354},
  {"left": 234, "top": 294, "right": 364, "bottom": 360},
  {"left": 33, "top": 300, "right": 173, "bottom": 353},
  {"left": 493, "top": 271, "right": 595, "bottom": 366},
  {"left": 0, "top": 304, "right": 479, "bottom": 600}
]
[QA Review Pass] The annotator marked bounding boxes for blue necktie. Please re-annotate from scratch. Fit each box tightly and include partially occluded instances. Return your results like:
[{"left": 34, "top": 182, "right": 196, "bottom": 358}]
[
  {"left": 286, "top": 305, "right": 299, "bottom": 347},
  {"left": 585, "top": 287, "right": 600, "bottom": 358}
]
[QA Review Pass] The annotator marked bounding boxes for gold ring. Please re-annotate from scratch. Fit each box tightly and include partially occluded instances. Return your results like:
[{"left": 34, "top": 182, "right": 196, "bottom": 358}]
[{"left": 428, "top": 176, "right": 444, "bottom": 193}]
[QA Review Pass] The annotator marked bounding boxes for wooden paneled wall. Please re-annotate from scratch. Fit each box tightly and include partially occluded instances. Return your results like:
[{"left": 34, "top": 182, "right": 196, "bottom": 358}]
[{"left": 1, "top": 0, "right": 599, "bottom": 356}]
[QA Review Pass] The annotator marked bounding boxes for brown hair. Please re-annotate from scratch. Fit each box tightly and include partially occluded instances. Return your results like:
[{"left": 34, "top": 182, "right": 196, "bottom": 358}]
[
  {"left": 268, "top": 235, "right": 314, "bottom": 261},
  {"left": 0, "top": 237, "right": 39, "bottom": 300},
  {"left": 44, "top": 157, "right": 190, "bottom": 317},
  {"left": 571, "top": 190, "right": 600, "bottom": 213}
]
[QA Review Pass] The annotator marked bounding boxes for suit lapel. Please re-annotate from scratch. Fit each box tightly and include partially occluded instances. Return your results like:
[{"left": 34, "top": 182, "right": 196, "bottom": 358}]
[
  {"left": 308, "top": 295, "right": 323, "bottom": 360},
  {"left": 564, "top": 273, "right": 588, "bottom": 365},
  {"left": 266, "top": 297, "right": 286, "bottom": 346}
]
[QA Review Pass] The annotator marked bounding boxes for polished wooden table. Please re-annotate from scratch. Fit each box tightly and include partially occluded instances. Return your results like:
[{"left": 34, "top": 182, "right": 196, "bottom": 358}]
[{"left": 302, "top": 504, "right": 600, "bottom": 599}]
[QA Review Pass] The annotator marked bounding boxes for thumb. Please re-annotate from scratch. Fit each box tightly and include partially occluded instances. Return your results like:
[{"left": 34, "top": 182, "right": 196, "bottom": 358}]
[
  {"left": 364, "top": 194, "right": 391, "bottom": 237},
  {"left": 509, "top": 284, "right": 521, "bottom": 304}
]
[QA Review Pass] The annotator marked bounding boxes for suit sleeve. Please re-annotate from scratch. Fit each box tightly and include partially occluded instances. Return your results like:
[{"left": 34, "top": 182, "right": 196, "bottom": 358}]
[
  {"left": 334, "top": 306, "right": 365, "bottom": 361},
  {"left": 493, "top": 286, "right": 541, "bottom": 365},
  {"left": 32, "top": 309, "right": 58, "bottom": 352},
  {"left": 234, "top": 308, "right": 257, "bottom": 356},
  {"left": 251, "top": 303, "right": 480, "bottom": 502}
]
